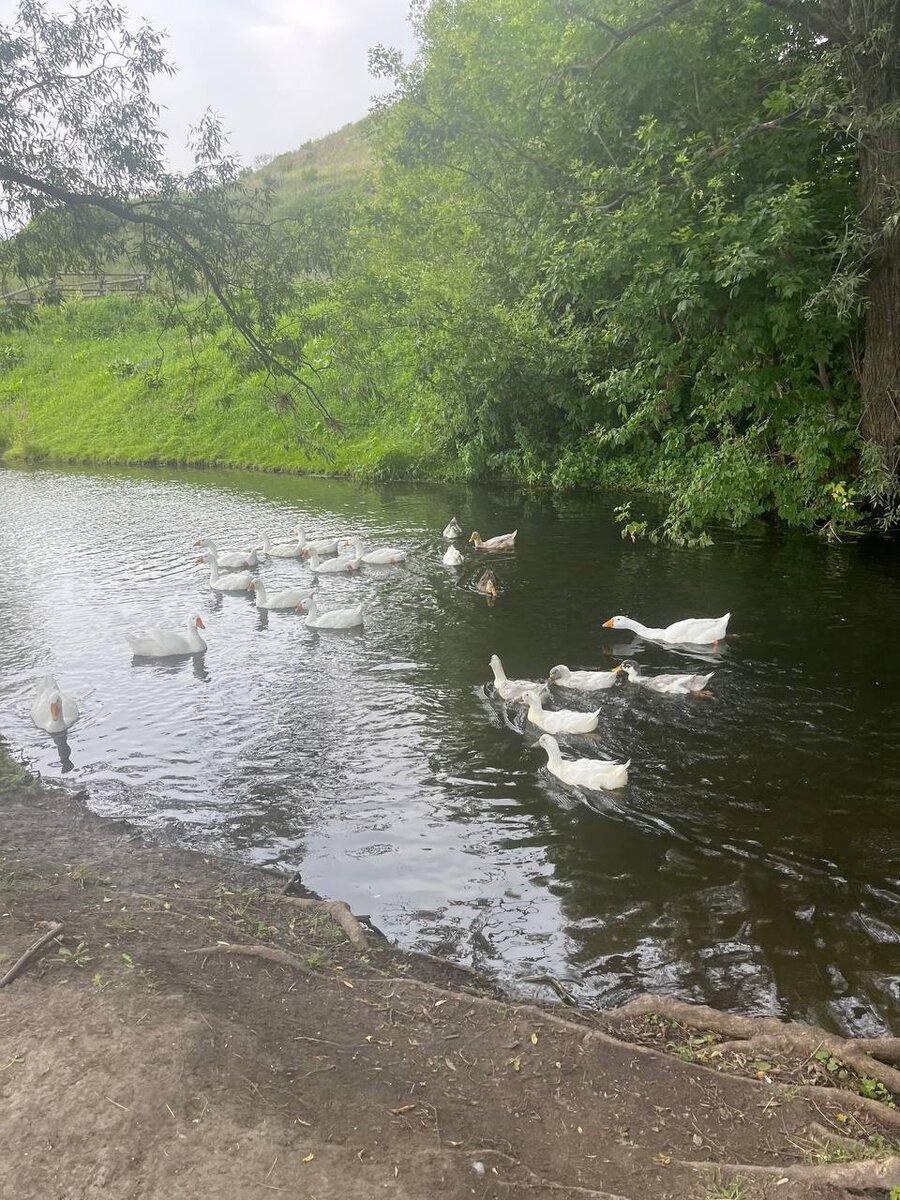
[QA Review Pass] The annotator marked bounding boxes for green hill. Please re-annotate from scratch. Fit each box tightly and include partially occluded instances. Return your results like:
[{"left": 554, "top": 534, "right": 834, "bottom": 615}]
[{"left": 250, "top": 118, "right": 374, "bottom": 221}]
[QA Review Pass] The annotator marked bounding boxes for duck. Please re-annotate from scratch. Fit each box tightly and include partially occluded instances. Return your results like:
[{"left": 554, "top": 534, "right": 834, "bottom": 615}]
[
  {"left": 300, "top": 595, "right": 364, "bottom": 630},
  {"left": 31, "top": 677, "right": 80, "bottom": 734},
  {"left": 197, "top": 551, "right": 254, "bottom": 593},
  {"left": 523, "top": 689, "right": 600, "bottom": 735},
  {"left": 602, "top": 613, "right": 730, "bottom": 646},
  {"left": 294, "top": 528, "right": 339, "bottom": 559},
  {"left": 352, "top": 538, "right": 407, "bottom": 565},
  {"left": 469, "top": 529, "right": 517, "bottom": 551},
  {"left": 442, "top": 545, "right": 464, "bottom": 566},
  {"left": 536, "top": 733, "right": 629, "bottom": 791},
  {"left": 488, "top": 655, "right": 548, "bottom": 703},
  {"left": 194, "top": 537, "right": 259, "bottom": 570},
  {"left": 307, "top": 546, "right": 361, "bottom": 575},
  {"left": 548, "top": 664, "right": 620, "bottom": 692},
  {"left": 127, "top": 615, "right": 207, "bottom": 657},
  {"left": 476, "top": 568, "right": 498, "bottom": 597},
  {"left": 443, "top": 517, "right": 463, "bottom": 540},
  {"left": 258, "top": 531, "right": 304, "bottom": 560},
  {"left": 619, "top": 660, "right": 714, "bottom": 695},
  {"left": 251, "top": 579, "right": 315, "bottom": 611}
]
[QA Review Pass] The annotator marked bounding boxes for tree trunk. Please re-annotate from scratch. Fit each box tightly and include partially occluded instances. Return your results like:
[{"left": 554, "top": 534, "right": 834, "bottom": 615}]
[{"left": 850, "top": 5, "right": 900, "bottom": 479}]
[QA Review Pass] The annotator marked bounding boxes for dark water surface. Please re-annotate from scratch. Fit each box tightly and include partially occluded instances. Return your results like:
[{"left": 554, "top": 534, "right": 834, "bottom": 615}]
[{"left": 1, "top": 465, "right": 897, "bottom": 1033}]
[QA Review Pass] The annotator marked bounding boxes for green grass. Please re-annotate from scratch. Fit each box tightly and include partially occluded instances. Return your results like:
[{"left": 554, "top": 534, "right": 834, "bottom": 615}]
[
  {"left": 0, "top": 739, "right": 37, "bottom": 796},
  {"left": 0, "top": 119, "right": 428, "bottom": 480},
  {"left": 253, "top": 119, "right": 374, "bottom": 220},
  {"left": 0, "top": 294, "right": 435, "bottom": 477}
]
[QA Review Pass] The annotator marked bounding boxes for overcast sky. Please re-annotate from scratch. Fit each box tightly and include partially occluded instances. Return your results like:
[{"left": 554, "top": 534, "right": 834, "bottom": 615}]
[{"left": 3, "top": 0, "right": 419, "bottom": 169}]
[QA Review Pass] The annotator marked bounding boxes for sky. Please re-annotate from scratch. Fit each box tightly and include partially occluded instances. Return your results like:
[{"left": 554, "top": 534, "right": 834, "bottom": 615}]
[{"left": 3, "top": 0, "right": 419, "bottom": 169}]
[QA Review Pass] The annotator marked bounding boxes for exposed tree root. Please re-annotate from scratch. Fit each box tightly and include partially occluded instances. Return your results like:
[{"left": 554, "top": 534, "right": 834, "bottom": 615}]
[
  {"left": 186, "top": 942, "right": 317, "bottom": 976},
  {"left": 272, "top": 895, "right": 369, "bottom": 950},
  {"left": 606, "top": 993, "right": 900, "bottom": 1101},
  {"left": 472, "top": 1149, "right": 630, "bottom": 1198},
  {"left": 684, "top": 1155, "right": 900, "bottom": 1189},
  {"left": 0, "top": 921, "right": 64, "bottom": 988}
]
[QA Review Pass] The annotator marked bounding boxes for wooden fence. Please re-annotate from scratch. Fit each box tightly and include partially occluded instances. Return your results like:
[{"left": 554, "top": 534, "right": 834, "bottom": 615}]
[{"left": 1, "top": 272, "right": 149, "bottom": 305}]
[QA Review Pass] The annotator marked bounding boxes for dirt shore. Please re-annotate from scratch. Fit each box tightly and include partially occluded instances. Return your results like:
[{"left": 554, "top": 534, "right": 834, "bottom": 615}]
[{"left": 2, "top": 756, "right": 899, "bottom": 1200}]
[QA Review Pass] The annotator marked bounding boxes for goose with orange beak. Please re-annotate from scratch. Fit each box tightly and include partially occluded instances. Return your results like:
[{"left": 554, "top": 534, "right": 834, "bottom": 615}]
[
  {"left": 31, "top": 677, "right": 80, "bottom": 734},
  {"left": 469, "top": 529, "right": 517, "bottom": 551},
  {"left": 602, "top": 613, "right": 730, "bottom": 646},
  {"left": 126, "top": 615, "right": 207, "bottom": 658}
]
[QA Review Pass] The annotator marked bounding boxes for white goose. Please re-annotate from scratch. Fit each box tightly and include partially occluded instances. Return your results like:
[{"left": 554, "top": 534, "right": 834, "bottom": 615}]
[
  {"left": 602, "top": 613, "right": 731, "bottom": 646},
  {"left": 443, "top": 517, "right": 462, "bottom": 540},
  {"left": 197, "top": 551, "right": 254, "bottom": 593},
  {"left": 307, "top": 546, "right": 360, "bottom": 575},
  {"left": 352, "top": 538, "right": 406, "bottom": 565},
  {"left": 258, "top": 531, "right": 304, "bottom": 560},
  {"left": 31, "top": 677, "right": 80, "bottom": 734},
  {"left": 127, "top": 615, "right": 207, "bottom": 657},
  {"left": 536, "top": 734, "right": 630, "bottom": 791},
  {"left": 300, "top": 595, "right": 364, "bottom": 630},
  {"left": 469, "top": 529, "right": 517, "bottom": 550},
  {"left": 251, "top": 579, "right": 315, "bottom": 611},
  {"left": 523, "top": 689, "right": 599, "bottom": 735},
  {"left": 620, "top": 661, "right": 714, "bottom": 695},
  {"left": 442, "top": 545, "right": 464, "bottom": 566},
  {"left": 489, "top": 655, "right": 547, "bottom": 703},
  {"left": 549, "top": 664, "right": 620, "bottom": 692},
  {"left": 194, "top": 537, "right": 259, "bottom": 570},
  {"left": 294, "top": 528, "right": 339, "bottom": 559}
]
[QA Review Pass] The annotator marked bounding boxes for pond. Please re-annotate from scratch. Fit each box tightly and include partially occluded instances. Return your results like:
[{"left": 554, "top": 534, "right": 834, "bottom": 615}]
[{"left": 0, "top": 465, "right": 897, "bottom": 1034}]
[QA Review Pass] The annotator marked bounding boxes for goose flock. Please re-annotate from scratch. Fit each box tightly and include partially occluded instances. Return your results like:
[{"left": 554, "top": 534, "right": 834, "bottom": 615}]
[{"left": 29, "top": 509, "right": 730, "bottom": 809}]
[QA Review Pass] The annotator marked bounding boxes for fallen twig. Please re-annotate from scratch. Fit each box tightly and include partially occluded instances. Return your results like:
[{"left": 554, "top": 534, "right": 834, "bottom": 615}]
[
  {"left": 412, "top": 949, "right": 481, "bottom": 977},
  {"left": 0, "top": 921, "right": 64, "bottom": 988},
  {"left": 521, "top": 974, "right": 578, "bottom": 1006}
]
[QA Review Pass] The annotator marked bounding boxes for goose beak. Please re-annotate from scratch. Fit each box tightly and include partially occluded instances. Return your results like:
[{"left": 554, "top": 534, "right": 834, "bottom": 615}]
[
  {"left": 50, "top": 701, "right": 60, "bottom": 721},
  {"left": 612, "top": 665, "right": 624, "bottom": 673},
  {"left": 248, "top": 581, "right": 255, "bottom": 591},
  {"left": 196, "top": 617, "right": 206, "bottom": 629},
  {"left": 602, "top": 618, "right": 614, "bottom": 628},
  {"left": 486, "top": 581, "right": 497, "bottom": 596}
]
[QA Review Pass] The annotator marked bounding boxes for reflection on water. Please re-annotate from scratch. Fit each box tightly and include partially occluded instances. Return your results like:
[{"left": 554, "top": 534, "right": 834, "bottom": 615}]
[{"left": 0, "top": 465, "right": 898, "bottom": 1034}]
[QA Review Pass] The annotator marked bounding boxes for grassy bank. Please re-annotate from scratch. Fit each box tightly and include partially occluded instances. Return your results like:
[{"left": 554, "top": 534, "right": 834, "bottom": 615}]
[{"left": 0, "top": 295, "right": 436, "bottom": 478}]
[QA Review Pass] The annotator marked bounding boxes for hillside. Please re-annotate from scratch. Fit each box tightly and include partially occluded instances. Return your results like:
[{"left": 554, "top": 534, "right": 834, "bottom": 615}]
[{"left": 251, "top": 118, "right": 374, "bottom": 221}]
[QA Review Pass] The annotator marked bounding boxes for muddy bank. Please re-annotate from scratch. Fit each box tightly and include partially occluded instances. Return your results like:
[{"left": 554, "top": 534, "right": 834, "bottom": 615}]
[{"left": 1, "top": 763, "right": 899, "bottom": 1200}]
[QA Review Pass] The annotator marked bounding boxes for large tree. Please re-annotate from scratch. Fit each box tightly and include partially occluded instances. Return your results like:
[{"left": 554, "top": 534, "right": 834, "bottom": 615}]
[
  {"left": 0, "top": 0, "right": 335, "bottom": 426},
  {"left": 571, "top": 0, "right": 900, "bottom": 502},
  {"left": 364, "top": 0, "right": 898, "bottom": 533}
]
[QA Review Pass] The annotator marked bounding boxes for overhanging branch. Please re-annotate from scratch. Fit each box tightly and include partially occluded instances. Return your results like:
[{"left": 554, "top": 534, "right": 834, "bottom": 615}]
[
  {"left": 566, "top": 0, "right": 698, "bottom": 74},
  {"left": 0, "top": 164, "right": 340, "bottom": 429}
]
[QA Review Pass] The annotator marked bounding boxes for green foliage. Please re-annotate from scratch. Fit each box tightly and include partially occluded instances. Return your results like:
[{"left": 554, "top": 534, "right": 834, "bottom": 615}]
[
  {"left": 5, "top": 0, "right": 893, "bottom": 540},
  {"left": 344, "top": 0, "right": 874, "bottom": 539}
]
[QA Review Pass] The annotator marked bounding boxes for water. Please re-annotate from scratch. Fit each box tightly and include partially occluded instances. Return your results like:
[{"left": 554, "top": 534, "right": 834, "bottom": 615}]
[{"left": 1, "top": 465, "right": 897, "bottom": 1034}]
